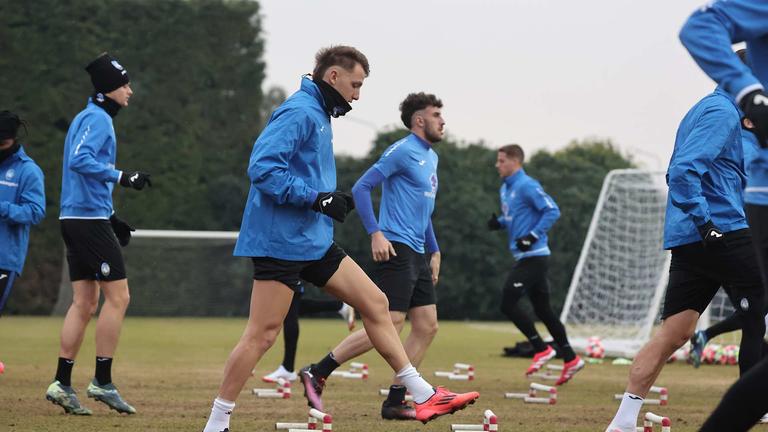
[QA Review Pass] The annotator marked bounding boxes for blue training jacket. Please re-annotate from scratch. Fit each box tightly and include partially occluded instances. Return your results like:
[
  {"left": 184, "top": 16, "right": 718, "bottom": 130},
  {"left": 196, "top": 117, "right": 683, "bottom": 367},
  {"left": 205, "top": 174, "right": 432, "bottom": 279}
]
[
  {"left": 496, "top": 169, "right": 560, "bottom": 260},
  {"left": 0, "top": 147, "right": 46, "bottom": 274},
  {"left": 60, "top": 99, "right": 122, "bottom": 219},
  {"left": 664, "top": 89, "right": 748, "bottom": 249},
  {"left": 680, "top": 0, "right": 768, "bottom": 205},
  {"left": 352, "top": 133, "right": 439, "bottom": 254},
  {"left": 234, "top": 77, "right": 336, "bottom": 260}
]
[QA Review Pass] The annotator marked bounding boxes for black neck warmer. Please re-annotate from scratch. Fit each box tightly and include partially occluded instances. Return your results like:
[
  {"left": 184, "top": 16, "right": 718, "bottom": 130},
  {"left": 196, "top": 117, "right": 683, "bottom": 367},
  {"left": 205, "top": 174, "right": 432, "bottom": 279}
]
[
  {"left": 313, "top": 77, "right": 352, "bottom": 118},
  {"left": 92, "top": 92, "right": 122, "bottom": 118},
  {"left": 0, "top": 141, "right": 21, "bottom": 164}
]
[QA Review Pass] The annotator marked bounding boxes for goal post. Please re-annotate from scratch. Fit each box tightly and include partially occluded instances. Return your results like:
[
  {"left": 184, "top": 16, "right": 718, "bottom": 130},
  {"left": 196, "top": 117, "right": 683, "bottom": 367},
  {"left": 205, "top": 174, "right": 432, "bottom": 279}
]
[
  {"left": 559, "top": 169, "right": 670, "bottom": 358},
  {"left": 53, "top": 229, "right": 249, "bottom": 316}
]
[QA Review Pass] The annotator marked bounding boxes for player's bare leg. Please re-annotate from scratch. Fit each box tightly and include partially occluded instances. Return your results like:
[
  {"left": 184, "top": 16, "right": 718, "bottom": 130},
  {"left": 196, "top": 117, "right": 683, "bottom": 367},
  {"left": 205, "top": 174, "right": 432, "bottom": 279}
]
[
  {"left": 218, "top": 281, "right": 293, "bottom": 401},
  {"left": 59, "top": 281, "right": 100, "bottom": 359},
  {"left": 303, "top": 257, "right": 478, "bottom": 422},
  {"left": 606, "top": 310, "right": 697, "bottom": 432},
  {"left": 203, "top": 281, "right": 293, "bottom": 432}
]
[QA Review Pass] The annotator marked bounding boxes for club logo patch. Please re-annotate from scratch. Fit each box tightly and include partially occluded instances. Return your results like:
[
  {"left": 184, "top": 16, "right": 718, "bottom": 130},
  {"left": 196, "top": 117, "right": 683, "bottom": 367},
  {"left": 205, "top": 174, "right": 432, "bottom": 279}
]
[
  {"left": 430, "top": 173, "right": 438, "bottom": 193},
  {"left": 740, "top": 297, "right": 750, "bottom": 311},
  {"left": 5, "top": 169, "right": 14, "bottom": 180},
  {"left": 111, "top": 60, "right": 124, "bottom": 71},
  {"left": 100, "top": 262, "right": 111, "bottom": 277}
]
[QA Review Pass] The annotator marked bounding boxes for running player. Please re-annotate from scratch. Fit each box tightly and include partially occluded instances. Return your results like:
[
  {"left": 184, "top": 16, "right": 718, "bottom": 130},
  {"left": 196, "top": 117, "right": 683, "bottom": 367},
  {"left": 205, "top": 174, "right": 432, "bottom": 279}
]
[
  {"left": 0, "top": 110, "right": 45, "bottom": 315},
  {"left": 46, "top": 53, "right": 151, "bottom": 416},
  {"left": 488, "top": 144, "right": 583, "bottom": 385},
  {"left": 677, "top": 2, "right": 768, "bottom": 431},
  {"left": 201, "top": 47, "right": 478, "bottom": 432},
  {"left": 299, "top": 92, "right": 445, "bottom": 420},
  {"left": 606, "top": 80, "right": 766, "bottom": 432}
]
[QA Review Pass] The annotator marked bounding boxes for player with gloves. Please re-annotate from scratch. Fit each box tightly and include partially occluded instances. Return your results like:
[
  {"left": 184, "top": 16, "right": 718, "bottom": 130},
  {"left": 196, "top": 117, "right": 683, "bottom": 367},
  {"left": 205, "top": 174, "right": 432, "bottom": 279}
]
[{"left": 488, "top": 144, "right": 583, "bottom": 385}]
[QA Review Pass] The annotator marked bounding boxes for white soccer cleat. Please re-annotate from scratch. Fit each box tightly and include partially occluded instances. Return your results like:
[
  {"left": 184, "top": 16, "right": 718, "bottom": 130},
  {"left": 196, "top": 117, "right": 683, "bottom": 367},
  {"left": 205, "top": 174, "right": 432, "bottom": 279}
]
[
  {"left": 262, "top": 365, "right": 298, "bottom": 383},
  {"left": 760, "top": 413, "right": 768, "bottom": 424}
]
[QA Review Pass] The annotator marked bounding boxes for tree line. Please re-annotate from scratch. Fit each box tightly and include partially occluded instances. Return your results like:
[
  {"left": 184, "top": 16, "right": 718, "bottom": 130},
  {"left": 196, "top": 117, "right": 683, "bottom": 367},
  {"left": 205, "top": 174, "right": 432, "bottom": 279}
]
[{"left": 1, "top": 0, "right": 633, "bottom": 318}]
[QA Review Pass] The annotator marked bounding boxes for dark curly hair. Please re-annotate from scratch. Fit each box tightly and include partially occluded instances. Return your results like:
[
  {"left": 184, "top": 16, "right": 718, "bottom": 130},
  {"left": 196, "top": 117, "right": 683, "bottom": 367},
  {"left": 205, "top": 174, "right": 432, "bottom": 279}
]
[
  {"left": 313, "top": 46, "right": 370, "bottom": 79},
  {"left": 399, "top": 92, "right": 443, "bottom": 129}
]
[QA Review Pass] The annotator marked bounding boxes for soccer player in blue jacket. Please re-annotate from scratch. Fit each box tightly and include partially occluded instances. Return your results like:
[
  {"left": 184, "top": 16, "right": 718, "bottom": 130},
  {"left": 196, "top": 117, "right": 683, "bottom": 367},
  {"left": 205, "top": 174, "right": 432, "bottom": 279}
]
[
  {"left": 678, "top": 2, "right": 768, "bottom": 430},
  {"left": 202, "top": 47, "right": 478, "bottom": 432},
  {"left": 0, "top": 110, "right": 45, "bottom": 315},
  {"left": 606, "top": 86, "right": 766, "bottom": 432},
  {"left": 488, "top": 144, "right": 583, "bottom": 385},
  {"left": 300, "top": 92, "right": 445, "bottom": 421},
  {"left": 46, "top": 53, "right": 151, "bottom": 416}
]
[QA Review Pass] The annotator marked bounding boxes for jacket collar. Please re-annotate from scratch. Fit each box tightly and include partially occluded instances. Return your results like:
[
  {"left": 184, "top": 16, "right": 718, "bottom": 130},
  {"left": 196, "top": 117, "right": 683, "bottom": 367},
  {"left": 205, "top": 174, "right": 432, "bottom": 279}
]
[
  {"left": 410, "top": 133, "right": 432, "bottom": 150},
  {"left": 503, "top": 168, "right": 526, "bottom": 187},
  {"left": 300, "top": 76, "right": 326, "bottom": 111}
]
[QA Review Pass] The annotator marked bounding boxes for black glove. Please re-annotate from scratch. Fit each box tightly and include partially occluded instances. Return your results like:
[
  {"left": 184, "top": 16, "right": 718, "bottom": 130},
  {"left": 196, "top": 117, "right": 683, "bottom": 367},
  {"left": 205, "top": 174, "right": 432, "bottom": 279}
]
[
  {"left": 110, "top": 214, "right": 135, "bottom": 247},
  {"left": 487, "top": 213, "right": 502, "bottom": 231},
  {"left": 515, "top": 233, "right": 538, "bottom": 251},
  {"left": 697, "top": 220, "right": 726, "bottom": 247},
  {"left": 120, "top": 171, "right": 152, "bottom": 190},
  {"left": 740, "top": 90, "right": 768, "bottom": 148},
  {"left": 312, "top": 191, "right": 354, "bottom": 223}
]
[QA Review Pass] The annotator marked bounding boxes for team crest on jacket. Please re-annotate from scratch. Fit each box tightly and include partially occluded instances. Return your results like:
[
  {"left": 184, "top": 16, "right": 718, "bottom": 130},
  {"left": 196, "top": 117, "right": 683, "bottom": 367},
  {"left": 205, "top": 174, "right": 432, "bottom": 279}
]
[
  {"left": 5, "top": 169, "right": 14, "bottom": 180},
  {"left": 430, "top": 173, "right": 438, "bottom": 193},
  {"left": 100, "top": 262, "right": 111, "bottom": 277}
]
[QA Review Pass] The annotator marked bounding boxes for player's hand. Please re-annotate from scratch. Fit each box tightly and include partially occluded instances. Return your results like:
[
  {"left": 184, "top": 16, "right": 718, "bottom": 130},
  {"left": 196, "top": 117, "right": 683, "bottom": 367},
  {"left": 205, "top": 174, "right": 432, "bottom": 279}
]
[
  {"left": 515, "top": 233, "right": 538, "bottom": 251},
  {"left": 487, "top": 213, "right": 503, "bottom": 231},
  {"left": 312, "top": 191, "right": 354, "bottom": 223},
  {"left": 109, "top": 214, "right": 135, "bottom": 247},
  {"left": 119, "top": 171, "right": 152, "bottom": 190},
  {"left": 697, "top": 220, "right": 726, "bottom": 248},
  {"left": 371, "top": 231, "right": 396, "bottom": 262},
  {"left": 740, "top": 90, "right": 768, "bottom": 148},
  {"left": 429, "top": 251, "right": 441, "bottom": 286}
]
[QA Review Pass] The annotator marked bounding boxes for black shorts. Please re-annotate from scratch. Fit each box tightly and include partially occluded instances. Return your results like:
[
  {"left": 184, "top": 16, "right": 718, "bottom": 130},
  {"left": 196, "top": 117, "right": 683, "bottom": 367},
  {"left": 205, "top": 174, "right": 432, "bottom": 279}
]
[
  {"left": 373, "top": 241, "right": 435, "bottom": 312},
  {"left": 502, "top": 255, "right": 550, "bottom": 303},
  {"left": 663, "top": 229, "right": 765, "bottom": 319},
  {"left": 61, "top": 219, "right": 126, "bottom": 282},
  {"left": 250, "top": 243, "right": 347, "bottom": 292}
]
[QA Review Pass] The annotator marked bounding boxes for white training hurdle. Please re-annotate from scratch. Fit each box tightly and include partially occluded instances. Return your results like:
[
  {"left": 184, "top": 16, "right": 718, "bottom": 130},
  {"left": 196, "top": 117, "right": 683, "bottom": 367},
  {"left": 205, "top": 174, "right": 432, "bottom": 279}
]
[
  {"left": 434, "top": 362, "right": 475, "bottom": 381},
  {"left": 330, "top": 361, "right": 368, "bottom": 379},
  {"left": 504, "top": 382, "right": 557, "bottom": 405},
  {"left": 252, "top": 377, "right": 291, "bottom": 399},
  {"left": 275, "top": 408, "right": 332, "bottom": 432}
]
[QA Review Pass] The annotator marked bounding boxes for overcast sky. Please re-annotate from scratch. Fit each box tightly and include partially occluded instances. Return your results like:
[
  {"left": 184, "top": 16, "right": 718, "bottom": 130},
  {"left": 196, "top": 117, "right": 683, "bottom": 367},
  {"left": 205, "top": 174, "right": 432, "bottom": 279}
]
[{"left": 257, "top": 0, "right": 719, "bottom": 169}]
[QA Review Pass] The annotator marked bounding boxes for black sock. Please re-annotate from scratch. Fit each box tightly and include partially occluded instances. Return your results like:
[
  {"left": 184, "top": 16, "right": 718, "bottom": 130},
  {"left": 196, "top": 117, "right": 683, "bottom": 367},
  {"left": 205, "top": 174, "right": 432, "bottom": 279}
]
[
  {"left": 384, "top": 384, "right": 407, "bottom": 405},
  {"left": 95, "top": 356, "right": 112, "bottom": 385},
  {"left": 527, "top": 334, "right": 548, "bottom": 353},
  {"left": 55, "top": 357, "right": 74, "bottom": 387},
  {"left": 314, "top": 352, "right": 340, "bottom": 378}
]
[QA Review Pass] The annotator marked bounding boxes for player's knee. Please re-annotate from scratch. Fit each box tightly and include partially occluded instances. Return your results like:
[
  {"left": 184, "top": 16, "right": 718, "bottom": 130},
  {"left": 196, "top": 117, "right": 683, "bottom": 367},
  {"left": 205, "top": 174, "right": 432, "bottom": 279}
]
[
  {"left": 413, "top": 319, "right": 438, "bottom": 338},
  {"left": 72, "top": 296, "right": 99, "bottom": 317}
]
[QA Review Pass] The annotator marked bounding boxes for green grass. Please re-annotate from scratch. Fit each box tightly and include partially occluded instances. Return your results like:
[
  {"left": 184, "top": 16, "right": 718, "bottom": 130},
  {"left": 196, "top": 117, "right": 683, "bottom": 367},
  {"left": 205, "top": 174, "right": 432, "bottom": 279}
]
[{"left": 0, "top": 317, "right": 741, "bottom": 431}]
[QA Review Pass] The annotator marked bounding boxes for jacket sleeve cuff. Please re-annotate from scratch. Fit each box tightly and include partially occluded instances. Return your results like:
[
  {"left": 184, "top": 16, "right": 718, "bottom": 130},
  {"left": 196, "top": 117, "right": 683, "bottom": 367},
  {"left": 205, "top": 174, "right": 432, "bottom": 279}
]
[{"left": 307, "top": 189, "right": 318, "bottom": 206}]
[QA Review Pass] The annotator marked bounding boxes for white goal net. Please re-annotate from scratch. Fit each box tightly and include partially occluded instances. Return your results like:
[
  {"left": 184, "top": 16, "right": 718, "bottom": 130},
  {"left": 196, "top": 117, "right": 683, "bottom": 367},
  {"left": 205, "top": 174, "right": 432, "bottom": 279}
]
[
  {"left": 53, "top": 230, "right": 255, "bottom": 316},
  {"left": 560, "top": 169, "right": 670, "bottom": 358}
]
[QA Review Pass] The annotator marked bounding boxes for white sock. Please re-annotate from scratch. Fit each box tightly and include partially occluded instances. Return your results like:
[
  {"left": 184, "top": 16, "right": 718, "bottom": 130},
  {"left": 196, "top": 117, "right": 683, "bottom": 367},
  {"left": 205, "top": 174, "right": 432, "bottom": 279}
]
[
  {"left": 395, "top": 364, "right": 434, "bottom": 404},
  {"left": 203, "top": 397, "right": 235, "bottom": 432},
  {"left": 608, "top": 392, "right": 643, "bottom": 430}
]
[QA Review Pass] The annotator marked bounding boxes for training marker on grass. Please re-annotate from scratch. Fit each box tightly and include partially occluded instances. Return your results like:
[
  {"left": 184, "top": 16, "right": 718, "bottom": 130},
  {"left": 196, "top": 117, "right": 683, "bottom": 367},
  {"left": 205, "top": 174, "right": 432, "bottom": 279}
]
[
  {"left": 636, "top": 412, "right": 671, "bottom": 432},
  {"left": 275, "top": 408, "right": 332, "bottom": 432},
  {"left": 450, "top": 409, "right": 498, "bottom": 431},
  {"left": 330, "top": 361, "right": 368, "bottom": 379},
  {"left": 505, "top": 382, "right": 557, "bottom": 404},
  {"left": 252, "top": 377, "right": 291, "bottom": 399},
  {"left": 434, "top": 362, "right": 475, "bottom": 381}
]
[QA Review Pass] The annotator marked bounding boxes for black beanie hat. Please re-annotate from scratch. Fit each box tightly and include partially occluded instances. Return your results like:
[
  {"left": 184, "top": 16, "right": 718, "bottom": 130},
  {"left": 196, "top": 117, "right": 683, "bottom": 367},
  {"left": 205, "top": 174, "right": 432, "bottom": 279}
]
[
  {"left": 0, "top": 110, "right": 21, "bottom": 140},
  {"left": 85, "top": 53, "right": 130, "bottom": 93}
]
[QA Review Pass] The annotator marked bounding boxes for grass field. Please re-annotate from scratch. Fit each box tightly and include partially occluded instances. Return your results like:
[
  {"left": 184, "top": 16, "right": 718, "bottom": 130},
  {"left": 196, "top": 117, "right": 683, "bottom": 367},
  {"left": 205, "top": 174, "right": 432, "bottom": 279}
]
[{"left": 0, "top": 317, "right": 744, "bottom": 431}]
